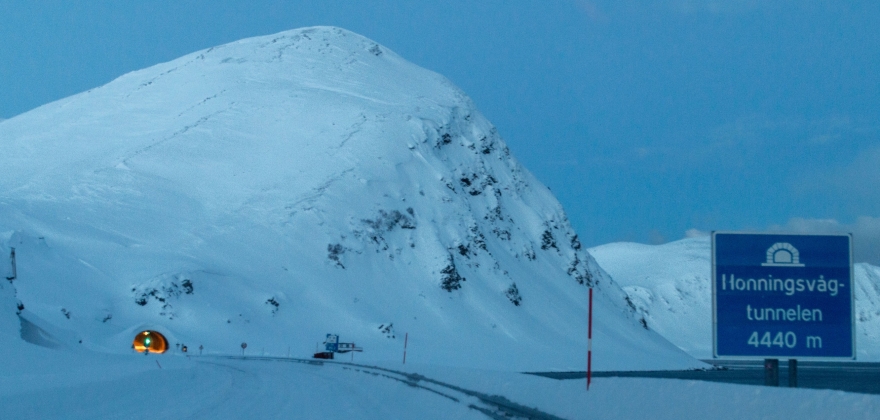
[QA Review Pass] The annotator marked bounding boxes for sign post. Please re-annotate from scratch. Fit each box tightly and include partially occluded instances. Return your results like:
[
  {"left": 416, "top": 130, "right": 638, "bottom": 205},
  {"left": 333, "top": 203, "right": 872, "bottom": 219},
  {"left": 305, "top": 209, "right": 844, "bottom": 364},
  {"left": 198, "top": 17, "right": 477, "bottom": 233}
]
[
  {"left": 587, "top": 287, "right": 593, "bottom": 391},
  {"left": 403, "top": 333, "right": 408, "bottom": 364},
  {"left": 325, "top": 334, "right": 339, "bottom": 353},
  {"left": 6, "top": 248, "right": 16, "bottom": 281},
  {"left": 712, "top": 232, "right": 854, "bottom": 362}
]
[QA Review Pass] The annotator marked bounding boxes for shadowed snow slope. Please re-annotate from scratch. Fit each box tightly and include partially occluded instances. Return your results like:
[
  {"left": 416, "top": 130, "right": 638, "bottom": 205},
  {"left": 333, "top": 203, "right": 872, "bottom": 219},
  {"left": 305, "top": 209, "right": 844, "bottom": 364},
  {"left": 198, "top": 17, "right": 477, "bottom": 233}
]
[
  {"left": 591, "top": 236, "right": 880, "bottom": 360},
  {"left": 0, "top": 27, "right": 698, "bottom": 371}
]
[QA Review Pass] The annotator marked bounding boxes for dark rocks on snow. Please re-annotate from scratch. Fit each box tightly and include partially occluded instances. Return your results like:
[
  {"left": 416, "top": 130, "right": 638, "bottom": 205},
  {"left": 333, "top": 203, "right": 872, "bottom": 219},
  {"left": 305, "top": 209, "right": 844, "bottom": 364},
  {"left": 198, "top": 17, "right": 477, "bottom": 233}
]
[
  {"left": 362, "top": 209, "right": 416, "bottom": 232},
  {"left": 492, "top": 227, "right": 511, "bottom": 241},
  {"left": 540, "top": 230, "right": 558, "bottom": 251},
  {"left": 440, "top": 254, "right": 466, "bottom": 292},
  {"left": 469, "top": 225, "right": 488, "bottom": 251},
  {"left": 328, "top": 243, "right": 346, "bottom": 269},
  {"left": 181, "top": 279, "right": 194, "bottom": 295},
  {"left": 485, "top": 206, "right": 504, "bottom": 223},
  {"left": 570, "top": 234, "right": 582, "bottom": 250},
  {"left": 567, "top": 253, "right": 592, "bottom": 286},
  {"left": 358, "top": 209, "right": 417, "bottom": 252},
  {"left": 480, "top": 142, "right": 493, "bottom": 155},
  {"left": 459, "top": 173, "right": 497, "bottom": 196},
  {"left": 378, "top": 323, "right": 396, "bottom": 338},
  {"left": 265, "top": 297, "right": 280, "bottom": 314},
  {"left": 505, "top": 283, "right": 522, "bottom": 306},
  {"left": 131, "top": 277, "right": 195, "bottom": 319},
  {"left": 624, "top": 296, "right": 637, "bottom": 312}
]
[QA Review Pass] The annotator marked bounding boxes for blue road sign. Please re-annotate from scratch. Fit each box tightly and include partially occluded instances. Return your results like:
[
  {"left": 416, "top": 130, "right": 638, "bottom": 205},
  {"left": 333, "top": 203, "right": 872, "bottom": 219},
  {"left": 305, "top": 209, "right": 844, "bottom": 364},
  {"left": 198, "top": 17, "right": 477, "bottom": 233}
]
[
  {"left": 325, "top": 334, "right": 339, "bottom": 353},
  {"left": 712, "top": 232, "right": 854, "bottom": 359}
]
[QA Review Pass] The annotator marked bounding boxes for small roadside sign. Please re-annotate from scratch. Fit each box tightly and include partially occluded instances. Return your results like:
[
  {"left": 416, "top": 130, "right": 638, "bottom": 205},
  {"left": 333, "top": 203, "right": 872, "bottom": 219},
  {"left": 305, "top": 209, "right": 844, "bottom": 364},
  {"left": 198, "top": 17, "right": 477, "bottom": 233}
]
[
  {"left": 325, "top": 334, "right": 339, "bottom": 353},
  {"left": 712, "top": 232, "right": 854, "bottom": 359}
]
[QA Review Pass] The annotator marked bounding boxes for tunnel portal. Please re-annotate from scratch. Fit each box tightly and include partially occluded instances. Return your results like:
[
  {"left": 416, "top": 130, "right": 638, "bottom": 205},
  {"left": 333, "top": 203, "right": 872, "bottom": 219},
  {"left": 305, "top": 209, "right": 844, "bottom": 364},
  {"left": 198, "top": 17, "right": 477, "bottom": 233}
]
[{"left": 133, "top": 330, "right": 168, "bottom": 353}]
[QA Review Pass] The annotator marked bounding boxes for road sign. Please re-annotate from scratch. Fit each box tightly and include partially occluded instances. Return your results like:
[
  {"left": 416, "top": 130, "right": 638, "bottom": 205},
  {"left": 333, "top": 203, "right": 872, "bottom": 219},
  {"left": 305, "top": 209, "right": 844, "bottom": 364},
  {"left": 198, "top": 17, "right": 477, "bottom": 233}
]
[
  {"left": 325, "top": 334, "right": 339, "bottom": 353},
  {"left": 712, "top": 232, "right": 854, "bottom": 359}
]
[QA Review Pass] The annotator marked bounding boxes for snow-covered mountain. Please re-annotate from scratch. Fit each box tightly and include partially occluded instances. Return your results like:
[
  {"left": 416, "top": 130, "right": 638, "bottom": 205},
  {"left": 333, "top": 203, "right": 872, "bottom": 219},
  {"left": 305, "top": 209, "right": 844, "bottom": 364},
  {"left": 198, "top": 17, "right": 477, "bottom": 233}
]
[
  {"left": 590, "top": 236, "right": 880, "bottom": 360},
  {"left": 0, "top": 27, "right": 698, "bottom": 371}
]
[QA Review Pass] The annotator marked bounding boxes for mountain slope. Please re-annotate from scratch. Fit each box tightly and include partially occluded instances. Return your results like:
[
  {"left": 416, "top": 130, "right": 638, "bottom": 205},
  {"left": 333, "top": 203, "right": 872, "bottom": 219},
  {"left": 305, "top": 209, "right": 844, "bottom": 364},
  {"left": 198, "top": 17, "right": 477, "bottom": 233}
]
[
  {"left": 590, "top": 236, "right": 880, "bottom": 360},
  {"left": 0, "top": 27, "right": 697, "bottom": 370}
]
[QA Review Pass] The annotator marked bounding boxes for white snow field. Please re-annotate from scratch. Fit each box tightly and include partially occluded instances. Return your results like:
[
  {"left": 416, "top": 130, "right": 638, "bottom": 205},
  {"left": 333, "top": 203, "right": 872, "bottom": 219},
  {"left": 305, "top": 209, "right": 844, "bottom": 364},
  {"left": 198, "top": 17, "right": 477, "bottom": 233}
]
[
  {"left": 3, "top": 288, "right": 880, "bottom": 419},
  {"left": 3, "top": 352, "right": 880, "bottom": 420},
  {"left": 590, "top": 236, "right": 880, "bottom": 360},
  {"left": 3, "top": 26, "right": 880, "bottom": 418}
]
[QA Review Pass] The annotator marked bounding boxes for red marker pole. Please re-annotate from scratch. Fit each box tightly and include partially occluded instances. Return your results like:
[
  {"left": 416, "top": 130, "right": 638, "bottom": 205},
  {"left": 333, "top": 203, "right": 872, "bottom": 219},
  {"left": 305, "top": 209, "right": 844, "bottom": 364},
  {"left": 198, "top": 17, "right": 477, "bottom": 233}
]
[
  {"left": 587, "top": 287, "right": 593, "bottom": 391},
  {"left": 403, "top": 333, "right": 409, "bottom": 364}
]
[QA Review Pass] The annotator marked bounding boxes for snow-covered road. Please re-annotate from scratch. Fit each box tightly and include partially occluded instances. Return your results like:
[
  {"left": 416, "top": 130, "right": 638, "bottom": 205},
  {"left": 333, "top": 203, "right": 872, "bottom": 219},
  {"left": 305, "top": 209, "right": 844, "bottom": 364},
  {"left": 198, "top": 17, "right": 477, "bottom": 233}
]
[
  {"left": 1, "top": 356, "right": 487, "bottom": 419},
  {"left": 5, "top": 353, "right": 880, "bottom": 419}
]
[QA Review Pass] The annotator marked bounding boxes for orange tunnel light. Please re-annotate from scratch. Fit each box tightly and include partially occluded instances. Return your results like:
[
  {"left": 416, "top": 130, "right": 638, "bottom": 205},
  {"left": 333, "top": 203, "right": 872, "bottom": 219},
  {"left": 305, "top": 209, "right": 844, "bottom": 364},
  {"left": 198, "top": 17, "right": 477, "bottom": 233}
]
[{"left": 133, "top": 330, "right": 168, "bottom": 354}]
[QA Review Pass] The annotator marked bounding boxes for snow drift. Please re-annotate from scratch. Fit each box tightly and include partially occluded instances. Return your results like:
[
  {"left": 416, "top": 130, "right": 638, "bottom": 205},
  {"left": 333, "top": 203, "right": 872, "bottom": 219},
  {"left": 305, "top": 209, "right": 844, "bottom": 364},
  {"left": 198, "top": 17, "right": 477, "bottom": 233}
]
[{"left": 0, "top": 27, "right": 697, "bottom": 370}]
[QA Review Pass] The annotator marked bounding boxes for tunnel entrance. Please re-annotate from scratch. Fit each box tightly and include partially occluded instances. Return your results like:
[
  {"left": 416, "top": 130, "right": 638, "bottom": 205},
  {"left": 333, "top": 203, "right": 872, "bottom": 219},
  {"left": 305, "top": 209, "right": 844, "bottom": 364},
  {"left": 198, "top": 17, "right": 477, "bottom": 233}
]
[{"left": 133, "top": 330, "right": 168, "bottom": 353}]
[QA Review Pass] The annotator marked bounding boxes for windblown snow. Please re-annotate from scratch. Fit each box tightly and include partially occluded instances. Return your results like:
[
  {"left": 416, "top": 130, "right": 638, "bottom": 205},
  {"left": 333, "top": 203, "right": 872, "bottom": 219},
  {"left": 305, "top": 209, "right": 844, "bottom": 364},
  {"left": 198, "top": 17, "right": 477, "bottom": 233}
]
[
  {"left": 590, "top": 236, "right": 880, "bottom": 360},
  {"left": 0, "top": 26, "right": 697, "bottom": 371}
]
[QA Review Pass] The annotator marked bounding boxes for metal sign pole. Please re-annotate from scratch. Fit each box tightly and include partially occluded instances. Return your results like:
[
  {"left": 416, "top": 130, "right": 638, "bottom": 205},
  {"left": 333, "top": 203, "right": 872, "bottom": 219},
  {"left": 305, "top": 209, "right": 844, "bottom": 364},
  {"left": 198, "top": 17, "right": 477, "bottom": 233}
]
[
  {"left": 764, "top": 359, "right": 779, "bottom": 386},
  {"left": 6, "top": 248, "right": 16, "bottom": 281},
  {"left": 403, "top": 333, "right": 408, "bottom": 364},
  {"left": 587, "top": 287, "right": 593, "bottom": 391}
]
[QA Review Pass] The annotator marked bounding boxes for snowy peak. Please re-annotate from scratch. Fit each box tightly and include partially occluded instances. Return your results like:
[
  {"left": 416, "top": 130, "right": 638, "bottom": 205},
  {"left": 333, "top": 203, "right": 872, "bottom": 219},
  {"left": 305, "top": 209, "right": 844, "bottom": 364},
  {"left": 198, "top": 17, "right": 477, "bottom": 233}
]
[
  {"left": 4, "top": 27, "right": 457, "bottom": 200},
  {"left": 0, "top": 27, "right": 698, "bottom": 370}
]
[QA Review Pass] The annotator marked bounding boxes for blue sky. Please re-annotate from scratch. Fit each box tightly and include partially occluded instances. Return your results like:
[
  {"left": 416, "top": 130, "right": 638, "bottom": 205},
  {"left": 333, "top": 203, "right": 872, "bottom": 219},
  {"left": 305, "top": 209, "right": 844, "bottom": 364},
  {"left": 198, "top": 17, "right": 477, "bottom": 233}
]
[{"left": 1, "top": 1, "right": 878, "bottom": 263}]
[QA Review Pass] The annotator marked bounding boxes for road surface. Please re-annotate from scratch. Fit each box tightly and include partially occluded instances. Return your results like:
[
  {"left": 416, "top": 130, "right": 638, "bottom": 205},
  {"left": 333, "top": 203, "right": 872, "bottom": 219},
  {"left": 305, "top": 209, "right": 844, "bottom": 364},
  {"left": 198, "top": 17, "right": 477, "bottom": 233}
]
[{"left": 530, "top": 360, "right": 880, "bottom": 395}]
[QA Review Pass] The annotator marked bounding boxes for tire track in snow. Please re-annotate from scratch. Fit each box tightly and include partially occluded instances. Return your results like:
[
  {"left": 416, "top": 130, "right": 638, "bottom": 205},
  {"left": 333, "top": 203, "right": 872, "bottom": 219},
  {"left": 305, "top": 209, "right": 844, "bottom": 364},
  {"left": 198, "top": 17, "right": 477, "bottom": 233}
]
[{"left": 212, "top": 355, "right": 567, "bottom": 420}]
